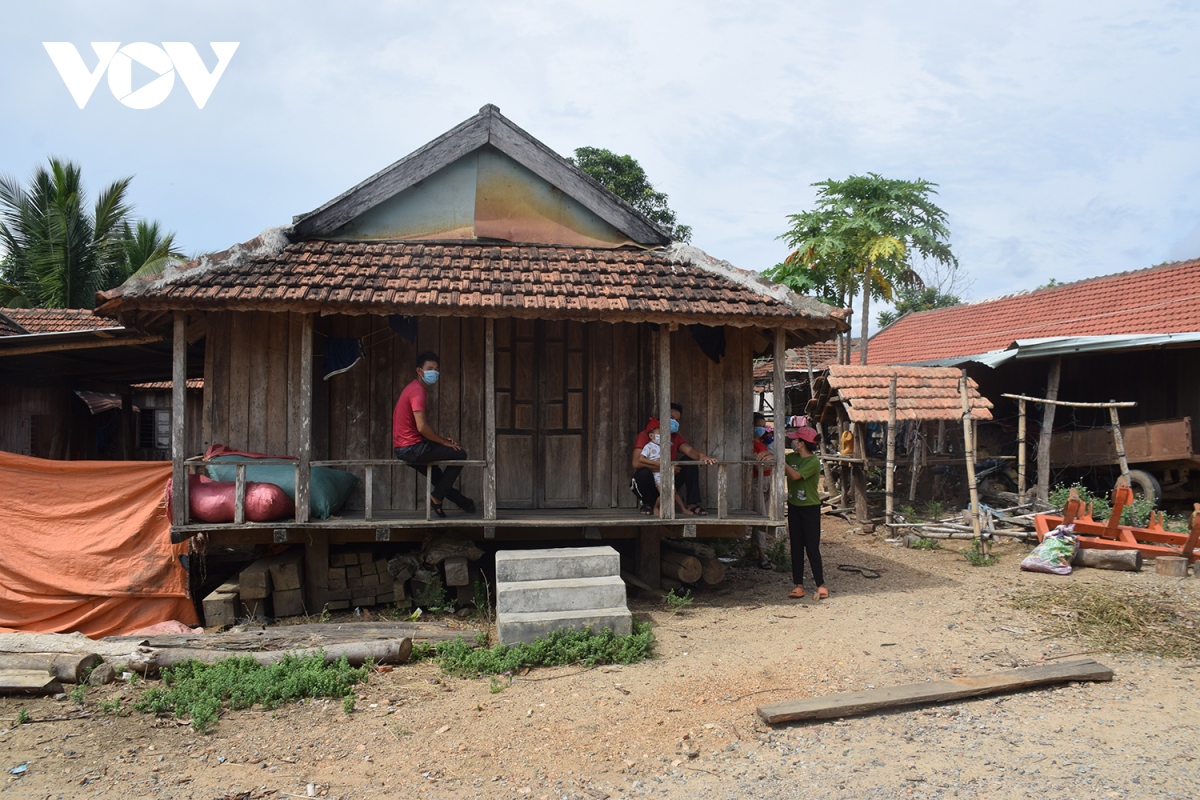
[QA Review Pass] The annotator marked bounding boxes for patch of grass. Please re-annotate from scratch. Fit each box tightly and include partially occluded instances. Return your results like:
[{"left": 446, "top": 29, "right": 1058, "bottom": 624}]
[
  {"left": 409, "top": 642, "right": 435, "bottom": 662},
  {"left": 908, "top": 536, "right": 942, "bottom": 551},
  {"left": 99, "top": 697, "right": 127, "bottom": 716},
  {"left": 1048, "top": 482, "right": 1161, "bottom": 527},
  {"left": 488, "top": 675, "right": 511, "bottom": 694},
  {"left": 428, "top": 620, "right": 656, "bottom": 678},
  {"left": 15, "top": 708, "right": 30, "bottom": 725},
  {"left": 342, "top": 695, "right": 355, "bottom": 714},
  {"left": 664, "top": 588, "right": 693, "bottom": 614},
  {"left": 1011, "top": 585, "right": 1200, "bottom": 659},
  {"left": 134, "top": 652, "right": 370, "bottom": 732},
  {"left": 69, "top": 685, "right": 86, "bottom": 705},
  {"left": 765, "top": 538, "right": 791, "bottom": 570}
]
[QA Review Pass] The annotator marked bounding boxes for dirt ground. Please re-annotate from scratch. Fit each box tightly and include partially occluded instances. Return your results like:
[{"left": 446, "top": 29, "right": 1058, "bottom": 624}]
[{"left": 4, "top": 517, "right": 1200, "bottom": 800}]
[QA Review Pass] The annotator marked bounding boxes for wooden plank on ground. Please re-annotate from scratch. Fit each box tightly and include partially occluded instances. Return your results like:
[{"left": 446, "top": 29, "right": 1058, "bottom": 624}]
[
  {"left": 757, "top": 658, "right": 1114, "bottom": 724},
  {"left": 0, "top": 669, "right": 62, "bottom": 694}
]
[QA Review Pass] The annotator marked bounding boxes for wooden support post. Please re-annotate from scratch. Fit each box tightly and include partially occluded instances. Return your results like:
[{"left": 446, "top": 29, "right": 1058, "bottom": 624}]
[
  {"left": 852, "top": 423, "right": 869, "bottom": 523},
  {"left": 171, "top": 312, "right": 187, "bottom": 527},
  {"left": 1109, "top": 402, "right": 1130, "bottom": 483},
  {"left": 234, "top": 463, "right": 246, "bottom": 525},
  {"left": 908, "top": 422, "right": 922, "bottom": 503},
  {"left": 1017, "top": 398, "right": 1027, "bottom": 505},
  {"left": 304, "top": 530, "right": 330, "bottom": 616},
  {"left": 363, "top": 464, "right": 374, "bottom": 523},
  {"left": 658, "top": 325, "right": 675, "bottom": 520},
  {"left": 804, "top": 346, "right": 836, "bottom": 495},
  {"left": 772, "top": 328, "right": 787, "bottom": 523},
  {"left": 485, "top": 318, "right": 497, "bottom": 521},
  {"left": 637, "top": 528, "right": 661, "bottom": 589},
  {"left": 885, "top": 373, "right": 897, "bottom": 525},
  {"left": 1036, "top": 358, "right": 1062, "bottom": 503},
  {"left": 935, "top": 419, "right": 945, "bottom": 454},
  {"left": 717, "top": 463, "right": 729, "bottom": 519},
  {"left": 296, "top": 314, "right": 313, "bottom": 523},
  {"left": 425, "top": 468, "right": 433, "bottom": 522},
  {"left": 960, "top": 370, "right": 984, "bottom": 548}
]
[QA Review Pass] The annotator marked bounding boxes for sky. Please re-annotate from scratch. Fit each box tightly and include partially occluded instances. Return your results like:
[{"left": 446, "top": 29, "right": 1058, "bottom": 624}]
[{"left": 3, "top": 1, "right": 1200, "bottom": 325}]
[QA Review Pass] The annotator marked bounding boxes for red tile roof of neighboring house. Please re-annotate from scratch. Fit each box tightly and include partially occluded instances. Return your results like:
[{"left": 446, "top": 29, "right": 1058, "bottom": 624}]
[
  {"left": 1, "top": 308, "right": 122, "bottom": 334},
  {"left": 866, "top": 258, "right": 1200, "bottom": 365},
  {"left": 0, "top": 312, "right": 28, "bottom": 336},
  {"left": 825, "top": 365, "right": 993, "bottom": 423},
  {"left": 98, "top": 239, "right": 846, "bottom": 332},
  {"left": 753, "top": 340, "right": 852, "bottom": 379}
]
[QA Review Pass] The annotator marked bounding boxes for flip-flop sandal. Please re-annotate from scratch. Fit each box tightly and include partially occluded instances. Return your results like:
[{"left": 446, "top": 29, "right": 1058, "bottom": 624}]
[
  {"left": 690, "top": 506, "right": 710, "bottom": 516},
  {"left": 787, "top": 587, "right": 806, "bottom": 598},
  {"left": 816, "top": 586, "right": 829, "bottom": 600},
  {"left": 639, "top": 506, "right": 654, "bottom": 516},
  {"left": 758, "top": 559, "right": 774, "bottom": 570}
]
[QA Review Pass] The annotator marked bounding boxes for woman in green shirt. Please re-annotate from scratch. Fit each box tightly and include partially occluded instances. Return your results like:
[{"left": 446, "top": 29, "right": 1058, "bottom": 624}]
[{"left": 784, "top": 426, "right": 827, "bottom": 600}]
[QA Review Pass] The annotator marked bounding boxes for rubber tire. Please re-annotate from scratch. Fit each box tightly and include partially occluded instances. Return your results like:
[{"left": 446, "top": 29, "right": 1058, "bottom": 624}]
[{"left": 1127, "top": 469, "right": 1162, "bottom": 504}]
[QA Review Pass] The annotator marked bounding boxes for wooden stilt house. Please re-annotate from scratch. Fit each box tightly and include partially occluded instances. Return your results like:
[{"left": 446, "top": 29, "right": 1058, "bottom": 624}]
[{"left": 95, "top": 105, "right": 846, "bottom": 597}]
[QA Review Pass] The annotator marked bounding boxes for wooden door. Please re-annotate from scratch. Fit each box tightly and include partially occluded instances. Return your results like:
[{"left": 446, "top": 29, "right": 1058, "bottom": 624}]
[{"left": 494, "top": 319, "right": 587, "bottom": 508}]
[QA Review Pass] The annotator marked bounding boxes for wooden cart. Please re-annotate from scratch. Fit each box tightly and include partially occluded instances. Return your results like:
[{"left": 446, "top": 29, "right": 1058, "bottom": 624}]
[{"left": 1050, "top": 416, "right": 1199, "bottom": 501}]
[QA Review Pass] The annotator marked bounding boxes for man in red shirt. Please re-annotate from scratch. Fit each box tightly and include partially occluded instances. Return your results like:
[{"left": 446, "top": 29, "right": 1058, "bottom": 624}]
[
  {"left": 629, "top": 402, "right": 716, "bottom": 514},
  {"left": 393, "top": 351, "right": 475, "bottom": 517}
]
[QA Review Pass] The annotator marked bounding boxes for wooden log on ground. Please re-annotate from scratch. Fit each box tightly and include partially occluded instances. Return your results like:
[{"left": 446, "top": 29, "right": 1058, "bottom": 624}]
[
  {"left": 0, "top": 632, "right": 141, "bottom": 660},
  {"left": 757, "top": 658, "right": 1114, "bottom": 724},
  {"left": 127, "top": 638, "right": 415, "bottom": 676},
  {"left": 1155, "top": 557, "right": 1188, "bottom": 577},
  {"left": 659, "top": 576, "right": 685, "bottom": 591},
  {"left": 1072, "top": 549, "right": 1142, "bottom": 572},
  {"left": 0, "top": 669, "right": 62, "bottom": 695},
  {"left": 662, "top": 539, "right": 718, "bottom": 559},
  {"left": 100, "top": 622, "right": 465, "bottom": 649},
  {"left": 661, "top": 551, "right": 703, "bottom": 584},
  {"left": 0, "top": 653, "right": 99, "bottom": 684},
  {"left": 699, "top": 557, "right": 727, "bottom": 587}
]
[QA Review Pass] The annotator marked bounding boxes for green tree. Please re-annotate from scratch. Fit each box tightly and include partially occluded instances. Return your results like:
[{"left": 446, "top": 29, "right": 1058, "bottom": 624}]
[
  {"left": 569, "top": 147, "right": 692, "bottom": 243},
  {"left": 772, "top": 173, "right": 956, "bottom": 364},
  {"left": 876, "top": 285, "right": 961, "bottom": 328},
  {"left": 0, "top": 159, "right": 184, "bottom": 309}
]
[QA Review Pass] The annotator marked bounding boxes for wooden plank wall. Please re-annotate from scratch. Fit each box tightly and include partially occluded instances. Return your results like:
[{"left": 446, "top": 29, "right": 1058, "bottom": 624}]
[
  {"left": 0, "top": 385, "right": 58, "bottom": 456},
  {"left": 205, "top": 311, "right": 758, "bottom": 513}
]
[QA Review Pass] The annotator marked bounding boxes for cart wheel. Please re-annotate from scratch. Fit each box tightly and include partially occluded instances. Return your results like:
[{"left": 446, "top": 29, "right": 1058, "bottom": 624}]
[{"left": 1127, "top": 469, "right": 1162, "bottom": 504}]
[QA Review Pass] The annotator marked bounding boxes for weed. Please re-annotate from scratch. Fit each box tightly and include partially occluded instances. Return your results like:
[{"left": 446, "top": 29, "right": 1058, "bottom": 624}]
[
  {"left": 1048, "top": 483, "right": 1159, "bottom": 527},
  {"left": 134, "top": 652, "right": 369, "bottom": 732},
  {"left": 320, "top": 604, "right": 332, "bottom": 623},
  {"left": 1011, "top": 585, "right": 1200, "bottom": 659},
  {"left": 908, "top": 536, "right": 942, "bottom": 551},
  {"left": 474, "top": 579, "right": 490, "bottom": 614},
  {"left": 69, "top": 685, "right": 86, "bottom": 705},
  {"left": 99, "top": 697, "right": 127, "bottom": 716},
  {"left": 963, "top": 546, "right": 998, "bottom": 567},
  {"left": 126, "top": 672, "right": 142, "bottom": 688},
  {"left": 766, "top": 538, "right": 791, "bottom": 570},
  {"left": 488, "top": 675, "right": 511, "bottom": 694},
  {"left": 924, "top": 500, "right": 948, "bottom": 521},
  {"left": 414, "top": 575, "right": 449, "bottom": 612},
  {"left": 342, "top": 695, "right": 355, "bottom": 714},
  {"left": 15, "top": 708, "right": 30, "bottom": 725},
  {"left": 429, "top": 620, "right": 655, "bottom": 678},
  {"left": 409, "top": 642, "right": 435, "bottom": 662},
  {"left": 664, "top": 588, "right": 693, "bottom": 614}
]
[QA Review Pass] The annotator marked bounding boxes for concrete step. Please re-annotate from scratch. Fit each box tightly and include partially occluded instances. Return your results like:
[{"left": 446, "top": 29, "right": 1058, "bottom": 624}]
[
  {"left": 495, "top": 575, "right": 627, "bottom": 614},
  {"left": 495, "top": 546, "right": 620, "bottom": 583},
  {"left": 496, "top": 607, "right": 633, "bottom": 646}
]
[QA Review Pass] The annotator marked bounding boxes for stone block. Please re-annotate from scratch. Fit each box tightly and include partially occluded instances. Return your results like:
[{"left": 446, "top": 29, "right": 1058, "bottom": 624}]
[
  {"left": 496, "top": 576, "right": 626, "bottom": 614},
  {"left": 494, "top": 546, "right": 620, "bottom": 583},
  {"left": 497, "top": 607, "right": 632, "bottom": 646}
]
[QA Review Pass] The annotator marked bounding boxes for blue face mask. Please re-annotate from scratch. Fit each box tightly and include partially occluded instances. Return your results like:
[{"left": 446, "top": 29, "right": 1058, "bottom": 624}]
[
  {"left": 423, "top": 369, "right": 439, "bottom": 385},
  {"left": 669, "top": 418, "right": 680, "bottom": 434},
  {"left": 753, "top": 426, "right": 767, "bottom": 437}
]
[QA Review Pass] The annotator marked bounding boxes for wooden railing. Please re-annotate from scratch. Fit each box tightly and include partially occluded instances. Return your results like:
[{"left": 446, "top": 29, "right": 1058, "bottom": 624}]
[
  {"left": 692, "top": 459, "right": 782, "bottom": 521},
  {"left": 312, "top": 459, "right": 490, "bottom": 522}
]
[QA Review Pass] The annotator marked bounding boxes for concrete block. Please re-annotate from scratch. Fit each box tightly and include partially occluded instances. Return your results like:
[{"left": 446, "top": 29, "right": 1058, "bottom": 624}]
[
  {"left": 495, "top": 546, "right": 620, "bottom": 583},
  {"left": 497, "top": 607, "right": 632, "bottom": 646},
  {"left": 496, "top": 576, "right": 626, "bottom": 614}
]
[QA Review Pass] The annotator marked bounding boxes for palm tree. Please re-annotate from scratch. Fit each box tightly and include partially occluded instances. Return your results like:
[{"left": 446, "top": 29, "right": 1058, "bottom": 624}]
[
  {"left": 774, "top": 174, "right": 956, "bottom": 364},
  {"left": 116, "top": 219, "right": 187, "bottom": 282},
  {"left": 0, "top": 158, "right": 132, "bottom": 308}
]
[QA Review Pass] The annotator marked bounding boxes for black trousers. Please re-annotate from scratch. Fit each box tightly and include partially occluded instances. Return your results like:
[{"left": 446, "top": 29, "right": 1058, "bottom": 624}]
[
  {"left": 787, "top": 503, "right": 824, "bottom": 586},
  {"left": 394, "top": 441, "right": 470, "bottom": 505},
  {"left": 631, "top": 454, "right": 703, "bottom": 509}
]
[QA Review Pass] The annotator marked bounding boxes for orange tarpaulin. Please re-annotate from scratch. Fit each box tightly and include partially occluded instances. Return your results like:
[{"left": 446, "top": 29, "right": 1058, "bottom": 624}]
[{"left": 0, "top": 451, "right": 197, "bottom": 637}]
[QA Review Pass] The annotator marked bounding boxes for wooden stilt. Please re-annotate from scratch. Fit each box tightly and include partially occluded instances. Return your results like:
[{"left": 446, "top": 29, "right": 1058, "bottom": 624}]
[
  {"left": 885, "top": 373, "right": 897, "bottom": 524},
  {"left": 1036, "top": 358, "right": 1062, "bottom": 503},
  {"left": 658, "top": 325, "right": 675, "bottom": 520},
  {"left": 304, "top": 530, "right": 329, "bottom": 615},
  {"left": 1017, "top": 398, "right": 1027, "bottom": 505},
  {"left": 1109, "top": 401, "right": 1130, "bottom": 484},
  {"left": 960, "top": 370, "right": 984, "bottom": 549},
  {"left": 484, "top": 318, "right": 497, "bottom": 520},
  {"left": 296, "top": 314, "right": 313, "bottom": 523},
  {"left": 172, "top": 312, "right": 187, "bottom": 527},
  {"left": 772, "top": 328, "right": 787, "bottom": 523}
]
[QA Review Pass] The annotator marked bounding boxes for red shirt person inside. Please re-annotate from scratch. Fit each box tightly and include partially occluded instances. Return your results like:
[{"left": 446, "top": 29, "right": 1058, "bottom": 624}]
[{"left": 392, "top": 351, "right": 475, "bottom": 517}]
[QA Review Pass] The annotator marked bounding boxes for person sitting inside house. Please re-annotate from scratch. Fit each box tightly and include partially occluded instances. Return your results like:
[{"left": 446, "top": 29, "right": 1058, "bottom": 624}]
[
  {"left": 392, "top": 351, "right": 476, "bottom": 518},
  {"left": 630, "top": 402, "right": 717, "bottom": 515},
  {"left": 638, "top": 422, "right": 693, "bottom": 517},
  {"left": 750, "top": 412, "right": 776, "bottom": 568}
]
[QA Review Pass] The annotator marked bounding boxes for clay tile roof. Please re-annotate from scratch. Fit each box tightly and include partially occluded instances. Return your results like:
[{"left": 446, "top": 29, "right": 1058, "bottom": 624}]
[
  {"left": 130, "top": 379, "right": 204, "bottom": 390},
  {"left": 826, "top": 365, "right": 992, "bottom": 423},
  {"left": 0, "top": 312, "right": 28, "bottom": 336},
  {"left": 97, "top": 236, "right": 847, "bottom": 334},
  {"left": 1, "top": 308, "right": 122, "bottom": 334},
  {"left": 753, "top": 340, "right": 854, "bottom": 379},
  {"left": 866, "top": 258, "right": 1200, "bottom": 365}
]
